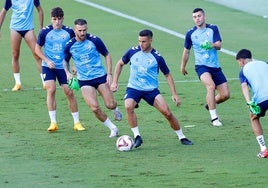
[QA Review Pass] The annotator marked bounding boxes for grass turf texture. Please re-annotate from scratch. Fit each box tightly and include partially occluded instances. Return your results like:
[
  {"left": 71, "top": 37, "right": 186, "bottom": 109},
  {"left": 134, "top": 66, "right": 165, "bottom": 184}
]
[{"left": 0, "top": 0, "right": 267, "bottom": 187}]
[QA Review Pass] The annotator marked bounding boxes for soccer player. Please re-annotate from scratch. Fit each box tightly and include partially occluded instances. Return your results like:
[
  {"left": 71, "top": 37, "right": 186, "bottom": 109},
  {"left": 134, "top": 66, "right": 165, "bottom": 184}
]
[
  {"left": 63, "top": 18, "right": 122, "bottom": 138},
  {"left": 180, "top": 8, "right": 230, "bottom": 126},
  {"left": 236, "top": 49, "right": 268, "bottom": 158},
  {"left": 111, "top": 29, "right": 193, "bottom": 148},
  {"left": 0, "top": 0, "right": 45, "bottom": 91},
  {"left": 35, "top": 7, "right": 85, "bottom": 132}
]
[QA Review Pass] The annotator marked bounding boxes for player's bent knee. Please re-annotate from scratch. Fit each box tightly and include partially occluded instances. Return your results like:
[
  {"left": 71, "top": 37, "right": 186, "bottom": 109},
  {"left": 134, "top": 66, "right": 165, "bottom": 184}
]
[{"left": 105, "top": 101, "right": 117, "bottom": 110}]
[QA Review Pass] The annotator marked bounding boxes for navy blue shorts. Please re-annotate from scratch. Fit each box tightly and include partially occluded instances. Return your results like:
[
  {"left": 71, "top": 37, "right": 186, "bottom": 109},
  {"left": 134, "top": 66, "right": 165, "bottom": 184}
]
[
  {"left": 15, "top": 30, "right": 30, "bottom": 38},
  {"left": 258, "top": 99, "right": 268, "bottom": 117},
  {"left": 124, "top": 87, "right": 160, "bottom": 106},
  {"left": 79, "top": 74, "right": 107, "bottom": 89},
  {"left": 195, "top": 65, "right": 227, "bottom": 86},
  {"left": 42, "top": 66, "right": 67, "bottom": 85}
]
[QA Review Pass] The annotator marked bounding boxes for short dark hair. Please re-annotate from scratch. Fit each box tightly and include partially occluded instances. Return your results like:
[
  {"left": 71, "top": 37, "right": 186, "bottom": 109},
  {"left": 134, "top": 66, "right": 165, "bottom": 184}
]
[
  {"left": 51, "top": 7, "right": 64, "bottom": 18},
  {"left": 236, "top": 49, "right": 252, "bottom": 60},
  {"left": 193, "top": 8, "right": 205, "bottom": 14},
  {"left": 139, "top": 29, "right": 153, "bottom": 38},
  {"left": 74, "top": 18, "right": 87, "bottom": 25}
]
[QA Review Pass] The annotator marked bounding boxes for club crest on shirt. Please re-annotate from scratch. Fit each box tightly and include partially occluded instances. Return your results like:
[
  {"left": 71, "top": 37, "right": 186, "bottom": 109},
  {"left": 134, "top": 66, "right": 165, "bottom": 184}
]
[
  {"left": 61, "top": 34, "right": 67, "bottom": 39},
  {"left": 147, "top": 59, "right": 153, "bottom": 64},
  {"left": 86, "top": 44, "right": 92, "bottom": 50}
]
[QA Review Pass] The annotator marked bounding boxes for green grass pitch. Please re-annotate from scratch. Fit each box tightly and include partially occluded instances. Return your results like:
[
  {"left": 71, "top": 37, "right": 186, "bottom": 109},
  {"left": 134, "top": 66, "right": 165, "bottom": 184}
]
[{"left": 0, "top": 0, "right": 267, "bottom": 187}]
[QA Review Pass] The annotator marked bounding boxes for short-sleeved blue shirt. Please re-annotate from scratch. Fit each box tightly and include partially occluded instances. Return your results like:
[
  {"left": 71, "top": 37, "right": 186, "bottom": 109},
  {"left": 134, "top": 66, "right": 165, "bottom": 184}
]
[
  {"left": 4, "top": 0, "right": 40, "bottom": 30},
  {"left": 184, "top": 23, "right": 221, "bottom": 68},
  {"left": 37, "top": 25, "right": 75, "bottom": 69},
  {"left": 64, "top": 34, "right": 109, "bottom": 81},
  {"left": 239, "top": 60, "right": 268, "bottom": 103},
  {"left": 121, "top": 45, "right": 170, "bottom": 91}
]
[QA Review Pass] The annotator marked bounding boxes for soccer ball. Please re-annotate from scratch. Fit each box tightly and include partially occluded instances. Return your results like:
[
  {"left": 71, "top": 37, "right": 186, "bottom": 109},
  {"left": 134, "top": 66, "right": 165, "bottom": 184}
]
[{"left": 116, "top": 135, "right": 134, "bottom": 151}]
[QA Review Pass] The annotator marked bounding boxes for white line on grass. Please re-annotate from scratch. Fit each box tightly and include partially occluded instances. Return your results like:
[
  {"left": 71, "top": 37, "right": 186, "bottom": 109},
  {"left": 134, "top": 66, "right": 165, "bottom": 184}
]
[
  {"left": 1, "top": 78, "right": 239, "bottom": 92},
  {"left": 73, "top": 0, "right": 239, "bottom": 79},
  {"left": 2, "top": 1, "right": 240, "bottom": 92},
  {"left": 74, "top": 0, "right": 237, "bottom": 57}
]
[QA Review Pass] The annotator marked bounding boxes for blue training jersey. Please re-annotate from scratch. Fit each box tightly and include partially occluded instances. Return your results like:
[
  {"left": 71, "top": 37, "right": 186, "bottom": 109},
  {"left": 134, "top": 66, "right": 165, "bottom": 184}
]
[
  {"left": 184, "top": 23, "right": 221, "bottom": 68},
  {"left": 64, "top": 33, "right": 109, "bottom": 81},
  {"left": 239, "top": 60, "right": 268, "bottom": 103},
  {"left": 121, "top": 45, "right": 170, "bottom": 91},
  {"left": 37, "top": 25, "right": 75, "bottom": 69},
  {"left": 4, "top": 0, "right": 40, "bottom": 30}
]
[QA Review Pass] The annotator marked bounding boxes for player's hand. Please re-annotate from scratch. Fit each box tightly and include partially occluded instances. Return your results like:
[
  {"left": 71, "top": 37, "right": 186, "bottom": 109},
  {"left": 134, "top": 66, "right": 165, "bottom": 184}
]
[
  {"left": 110, "top": 82, "right": 118, "bottom": 92},
  {"left": 65, "top": 72, "right": 72, "bottom": 80},
  {"left": 181, "top": 67, "right": 188, "bottom": 75},
  {"left": 247, "top": 101, "right": 260, "bottom": 115},
  {"left": 172, "top": 95, "right": 181, "bottom": 107},
  {"left": 200, "top": 41, "right": 212, "bottom": 50},
  {"left": 47, "top": 60, "right": 55, "bottom": 69},
  {"left": 106, "top": 74, "right": 113, "bottom": 86}
]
